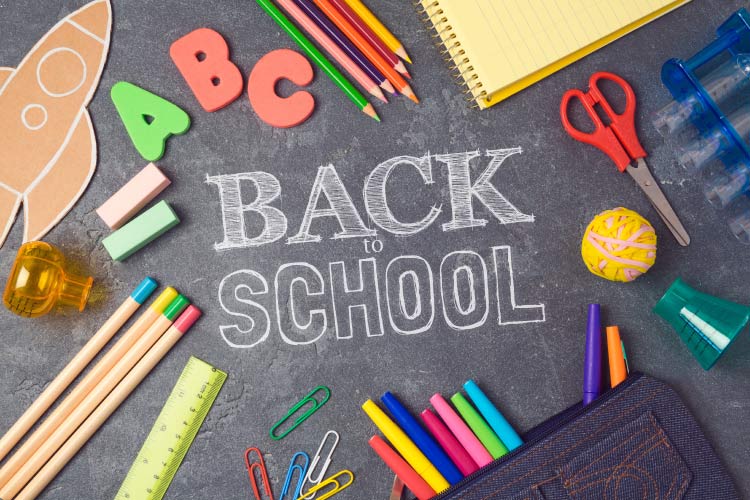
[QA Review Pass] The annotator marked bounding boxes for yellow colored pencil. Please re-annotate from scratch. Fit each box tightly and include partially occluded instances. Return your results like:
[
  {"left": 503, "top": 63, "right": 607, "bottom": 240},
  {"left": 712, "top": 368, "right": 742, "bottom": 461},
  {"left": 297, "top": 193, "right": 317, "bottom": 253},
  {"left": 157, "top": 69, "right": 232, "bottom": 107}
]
[{"left": 343, "top": 0, "right": 412, "bottom": 63}]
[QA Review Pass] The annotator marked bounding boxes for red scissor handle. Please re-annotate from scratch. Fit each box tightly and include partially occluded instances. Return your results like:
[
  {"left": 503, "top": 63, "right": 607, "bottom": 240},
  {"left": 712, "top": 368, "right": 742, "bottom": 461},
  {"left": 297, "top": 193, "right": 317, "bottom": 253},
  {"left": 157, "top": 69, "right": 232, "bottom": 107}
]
[{"left": 560, "top": 72, "right": 647, "bottom": 172}]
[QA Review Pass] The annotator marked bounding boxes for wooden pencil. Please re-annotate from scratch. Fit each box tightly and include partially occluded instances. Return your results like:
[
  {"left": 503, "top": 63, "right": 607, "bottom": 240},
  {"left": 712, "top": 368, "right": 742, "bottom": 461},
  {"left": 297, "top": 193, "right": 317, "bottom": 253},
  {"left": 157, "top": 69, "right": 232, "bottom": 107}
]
[
  {"left": 255, "top": 0, "right": 380, "bottom": 121},
  {"left": 343, "top": 0, "right": 411, "bottom": 63},
  {"left": 13, "top": 307, "right": 202, "bottom": 500},
  {"left": 0, "top": 278, "right": 156, "bottom": 465},
  {"left": 294, "top": 0, "right": 395, "bottom": 94},
  {"left": 278, "top": 0, "right": 386, "bottom": 102},
  {"left": 312, "top": 0, "right": 418, "bottom": 102},
  {"left": 0, "top": 296, "right": 188, "bottom": 500},
  {"left": 0, "top": 287, "right": 178, "bottom": 491},
  {"left": 329, "top": 0, "right": 410, "bottom": 78}
]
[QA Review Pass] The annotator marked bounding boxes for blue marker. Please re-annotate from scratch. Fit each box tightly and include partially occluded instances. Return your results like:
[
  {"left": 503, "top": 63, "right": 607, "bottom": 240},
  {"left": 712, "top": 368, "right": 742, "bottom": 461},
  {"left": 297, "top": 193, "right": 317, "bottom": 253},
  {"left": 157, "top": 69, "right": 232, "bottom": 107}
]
[
  {"left": 463, "top": 380, "right": 523, "bottom": 451},
  {"left": 380, "top": 392, "right": 463, "bottom": 485}
]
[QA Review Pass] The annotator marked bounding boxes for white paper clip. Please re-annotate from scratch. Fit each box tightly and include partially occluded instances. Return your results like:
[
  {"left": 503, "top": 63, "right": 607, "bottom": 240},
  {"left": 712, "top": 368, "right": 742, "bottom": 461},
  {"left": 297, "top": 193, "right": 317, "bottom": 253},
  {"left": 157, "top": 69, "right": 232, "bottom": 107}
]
[{"left": 300, "top": 430, "right": 340, "bottom": 499}]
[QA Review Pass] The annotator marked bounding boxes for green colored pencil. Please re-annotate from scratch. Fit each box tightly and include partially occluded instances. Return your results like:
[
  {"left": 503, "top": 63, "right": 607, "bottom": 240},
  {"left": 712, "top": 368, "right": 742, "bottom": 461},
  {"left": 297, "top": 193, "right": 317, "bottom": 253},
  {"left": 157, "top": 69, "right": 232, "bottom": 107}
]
[
  {"left": 255, "top": 0, "right": 380, "bottom": 121},
  {"left": 451, "top": 393, "right": 509, "bottom": 459}
]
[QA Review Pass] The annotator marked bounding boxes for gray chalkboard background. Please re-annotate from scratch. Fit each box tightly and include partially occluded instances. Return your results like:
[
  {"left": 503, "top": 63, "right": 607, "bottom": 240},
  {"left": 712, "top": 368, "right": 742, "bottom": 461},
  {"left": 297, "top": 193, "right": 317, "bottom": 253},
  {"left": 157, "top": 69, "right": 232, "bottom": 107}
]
[{"left": 1, "top": 1, "right": 749, "bottom": 498}]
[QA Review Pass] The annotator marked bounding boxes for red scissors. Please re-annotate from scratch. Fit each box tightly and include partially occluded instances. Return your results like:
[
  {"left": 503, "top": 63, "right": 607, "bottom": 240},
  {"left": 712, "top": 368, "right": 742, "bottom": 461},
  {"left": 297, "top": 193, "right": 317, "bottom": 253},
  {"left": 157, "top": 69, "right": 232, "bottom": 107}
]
[{"left": 560, "top": 72, "right": 689, "bottom": 246}]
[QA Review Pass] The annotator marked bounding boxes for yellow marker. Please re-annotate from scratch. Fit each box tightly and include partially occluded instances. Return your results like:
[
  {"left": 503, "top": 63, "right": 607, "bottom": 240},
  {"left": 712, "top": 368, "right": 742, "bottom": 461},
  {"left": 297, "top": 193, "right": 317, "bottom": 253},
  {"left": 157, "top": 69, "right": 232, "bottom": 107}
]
[{"left": 362, "top": 400, "right": 449, "bottom": 493}]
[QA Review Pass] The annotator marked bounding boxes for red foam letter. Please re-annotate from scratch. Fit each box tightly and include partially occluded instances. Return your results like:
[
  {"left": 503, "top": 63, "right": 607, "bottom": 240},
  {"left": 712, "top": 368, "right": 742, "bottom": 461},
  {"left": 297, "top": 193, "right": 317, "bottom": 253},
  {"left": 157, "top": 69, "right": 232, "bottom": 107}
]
[
  {"left": 247, "top": 49, "right": 315, "bottom": 129},
  {"left": 170, "top": 28, "right": 243, "bottom": 112}
]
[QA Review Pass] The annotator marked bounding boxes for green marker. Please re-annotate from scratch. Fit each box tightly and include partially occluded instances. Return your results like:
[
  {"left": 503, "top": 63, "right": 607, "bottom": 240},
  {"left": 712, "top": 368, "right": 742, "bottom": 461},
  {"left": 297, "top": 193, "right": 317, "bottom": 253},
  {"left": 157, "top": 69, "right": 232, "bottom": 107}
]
[
  {"left": 254, "top": 0, "right": 380, "bottom": 122},
  {"left": 451, "top": 393, "right": 508, "bottom": 459}
]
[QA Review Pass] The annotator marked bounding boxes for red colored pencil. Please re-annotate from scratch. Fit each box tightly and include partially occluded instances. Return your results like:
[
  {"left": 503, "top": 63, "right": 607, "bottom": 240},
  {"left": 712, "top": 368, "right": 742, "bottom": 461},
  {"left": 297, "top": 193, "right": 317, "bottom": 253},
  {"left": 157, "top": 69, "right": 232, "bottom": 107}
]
[
  {"left": 329, "top": 0, "right": 410, "bottom": 79},
  {"left": 369, "top": 436, "right": 436, "bottom": 500},
  {"left": 312, "top": 0, "right": 418, "bottom": 103}
]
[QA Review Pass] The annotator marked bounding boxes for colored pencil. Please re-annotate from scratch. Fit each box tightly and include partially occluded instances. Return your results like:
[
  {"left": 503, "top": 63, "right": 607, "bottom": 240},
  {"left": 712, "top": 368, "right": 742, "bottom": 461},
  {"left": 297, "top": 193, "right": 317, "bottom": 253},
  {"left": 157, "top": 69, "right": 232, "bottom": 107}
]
[
  {"left": 278, "top": 0, "right": 386, "bottom": 102},
  {"left": 343, "top": 0, "right": 411, "bottom": 63},
  {"left": 311, "top": 0, "right": 418, "bottom": 102},
  {"left": 0, "top": 278, "right": 156, "bottom": 465},
  {"left": 294, "top": 0, "right": 395, "bottom": 94},
  {"left": 0, "top": 287, "right": 178, "bottom": 491},
  {"left": 255, "top": 0, "right": 380, "bottom": 121},
  {"left": 329, "top": 0, "right": 410, "bottom": 78},
  {"left": 0, "top": 296, "right": 189, "bottom": 500},
  {"left": 15, "top": 307, "right": 202, "bottom": 500}
]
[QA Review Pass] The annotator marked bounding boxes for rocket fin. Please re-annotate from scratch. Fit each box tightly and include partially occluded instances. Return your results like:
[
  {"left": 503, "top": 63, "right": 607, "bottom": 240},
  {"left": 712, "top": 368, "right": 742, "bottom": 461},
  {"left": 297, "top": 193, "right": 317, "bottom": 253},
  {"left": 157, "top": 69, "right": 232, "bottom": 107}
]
[
  {"left": 0, "top": 186, "right": 22, "bottom": 248},
  {"left": 23, "top": 110, "right": 96, "bottom": 242},
  {"left": 0, "top": 67, "right": 14, "bottom": 90}
]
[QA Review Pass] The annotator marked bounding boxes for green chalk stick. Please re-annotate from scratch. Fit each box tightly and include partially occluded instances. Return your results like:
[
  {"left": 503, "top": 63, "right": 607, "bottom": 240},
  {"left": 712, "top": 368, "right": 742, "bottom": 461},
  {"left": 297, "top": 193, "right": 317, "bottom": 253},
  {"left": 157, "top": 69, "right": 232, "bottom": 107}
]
[
  {"left": 451, "top": 393, "right": 508, "bottom": 459},
  {"left": 102, "top": 201, "right": 180, "bottom": 261}
]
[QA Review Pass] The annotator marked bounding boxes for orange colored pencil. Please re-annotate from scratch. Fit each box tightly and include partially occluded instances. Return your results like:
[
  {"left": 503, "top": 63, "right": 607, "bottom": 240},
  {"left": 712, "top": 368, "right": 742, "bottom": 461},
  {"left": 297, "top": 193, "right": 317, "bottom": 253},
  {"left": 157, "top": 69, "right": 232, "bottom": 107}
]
[
  {"left": 312, "top": 0, "right": 418, "bottom": 103},
  {"left": 329, "top": 0, "right": 410, "bottom": 79}
]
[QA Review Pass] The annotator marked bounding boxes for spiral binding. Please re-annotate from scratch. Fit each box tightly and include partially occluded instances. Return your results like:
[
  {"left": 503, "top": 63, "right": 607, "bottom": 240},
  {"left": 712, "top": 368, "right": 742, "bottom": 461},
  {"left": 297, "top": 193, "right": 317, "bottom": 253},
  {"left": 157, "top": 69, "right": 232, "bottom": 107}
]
[{"left": 415, "top": 0, "right": 488, "bottom": 109}]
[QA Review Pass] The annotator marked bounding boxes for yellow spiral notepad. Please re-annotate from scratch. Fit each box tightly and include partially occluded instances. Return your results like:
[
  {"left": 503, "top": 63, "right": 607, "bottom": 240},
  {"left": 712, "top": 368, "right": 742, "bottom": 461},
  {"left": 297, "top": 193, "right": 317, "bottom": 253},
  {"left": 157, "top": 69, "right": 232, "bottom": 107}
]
[{"left": 419, "top": 0, "right": 691, "bottom": 109}]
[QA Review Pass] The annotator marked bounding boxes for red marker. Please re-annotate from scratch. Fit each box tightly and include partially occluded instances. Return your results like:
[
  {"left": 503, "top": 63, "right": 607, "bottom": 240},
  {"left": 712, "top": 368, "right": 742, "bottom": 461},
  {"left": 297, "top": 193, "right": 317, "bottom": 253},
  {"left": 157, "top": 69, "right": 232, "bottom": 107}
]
[
  {"left": 368, "top": 436, "right": 436, "bottom": 500},
  {"left": 420, "top": 409, "right": 479, "bottom": 477}
]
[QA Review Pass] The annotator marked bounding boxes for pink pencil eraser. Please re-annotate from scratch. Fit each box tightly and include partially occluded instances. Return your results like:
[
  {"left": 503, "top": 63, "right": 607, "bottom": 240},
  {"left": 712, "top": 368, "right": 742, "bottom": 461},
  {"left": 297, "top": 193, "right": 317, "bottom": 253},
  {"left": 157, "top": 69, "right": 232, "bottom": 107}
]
[
  {"left": 96, "top": 163, "right": 171, "bottom": 229},
  {"left": 174, "top": 305, "right": 202, "bottom": 333}
]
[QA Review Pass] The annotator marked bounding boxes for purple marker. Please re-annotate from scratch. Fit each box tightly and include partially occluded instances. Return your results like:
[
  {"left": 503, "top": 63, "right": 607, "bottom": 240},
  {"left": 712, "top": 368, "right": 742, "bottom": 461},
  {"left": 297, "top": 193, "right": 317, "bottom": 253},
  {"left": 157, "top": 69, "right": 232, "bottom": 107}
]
[
  {"left": 583, "top": 304, "right": 602, "bottom": 405},
  {"left": 292, "top": 0, "right": 395, "bottom": 94}
]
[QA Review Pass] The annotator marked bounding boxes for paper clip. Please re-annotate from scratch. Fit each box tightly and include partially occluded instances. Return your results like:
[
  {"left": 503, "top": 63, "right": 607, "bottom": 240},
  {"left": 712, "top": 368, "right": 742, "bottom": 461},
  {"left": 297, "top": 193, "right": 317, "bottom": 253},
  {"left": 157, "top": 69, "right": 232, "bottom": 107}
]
[
  {"left": 281, "top": 452, "right": 310, "bottom": 500},
  {"left": 244, "top": 447, "right": 275, "bottom": 500},
  {"left": 300, "top": 430, "right": 340, "bottom": 498},
  {"left": 270, "top": 385, "right": 331, "bottom": 440},
  {"left": 297, "top": 470, "right": 354, "bottom": 500}
]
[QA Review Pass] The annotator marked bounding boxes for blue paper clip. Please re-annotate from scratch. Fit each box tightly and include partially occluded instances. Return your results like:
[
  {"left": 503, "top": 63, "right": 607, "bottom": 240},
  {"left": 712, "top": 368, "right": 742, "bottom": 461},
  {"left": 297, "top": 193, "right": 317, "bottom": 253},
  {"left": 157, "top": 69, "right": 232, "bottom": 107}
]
[
  {"left": 281, "top": 452, "right": 310, "bottom": 500},
  {"left": 270, "top": 386, "right": 331, "bottom": 440},
  {"left": 300, "top": 430, "right": 339, "bottom": 498},
  {"left": 298, "top": 470, "right": 354, "bottom": 500}
]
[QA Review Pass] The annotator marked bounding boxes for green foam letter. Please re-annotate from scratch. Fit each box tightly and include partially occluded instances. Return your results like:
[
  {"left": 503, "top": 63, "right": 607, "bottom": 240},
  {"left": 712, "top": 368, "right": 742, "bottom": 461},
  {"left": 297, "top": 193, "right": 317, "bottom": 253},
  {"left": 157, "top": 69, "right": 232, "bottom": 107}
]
[{"left": 111, "top": 81, "right": 191, "bottom": 161}]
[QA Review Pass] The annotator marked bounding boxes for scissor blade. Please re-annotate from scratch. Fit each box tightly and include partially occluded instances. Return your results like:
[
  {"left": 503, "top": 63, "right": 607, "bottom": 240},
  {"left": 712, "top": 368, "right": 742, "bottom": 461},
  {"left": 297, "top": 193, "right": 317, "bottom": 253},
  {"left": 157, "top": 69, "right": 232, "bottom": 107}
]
[
  {"left": 627, "top": 158, "right": 690, "bottom": 246},
  {"left": 390, "top": 475, "right": 406, "bottom": 500}
]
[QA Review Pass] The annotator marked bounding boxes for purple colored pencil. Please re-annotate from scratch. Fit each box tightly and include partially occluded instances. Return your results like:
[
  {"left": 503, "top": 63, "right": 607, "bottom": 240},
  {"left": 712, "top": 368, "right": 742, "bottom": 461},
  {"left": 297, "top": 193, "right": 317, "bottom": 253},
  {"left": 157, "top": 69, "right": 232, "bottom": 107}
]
[
  {"left": 292, "top": 0, "right": 395, "bottom": 94},
  {"left": 583, "top": 304, "right": 602, "bottom": 405}
]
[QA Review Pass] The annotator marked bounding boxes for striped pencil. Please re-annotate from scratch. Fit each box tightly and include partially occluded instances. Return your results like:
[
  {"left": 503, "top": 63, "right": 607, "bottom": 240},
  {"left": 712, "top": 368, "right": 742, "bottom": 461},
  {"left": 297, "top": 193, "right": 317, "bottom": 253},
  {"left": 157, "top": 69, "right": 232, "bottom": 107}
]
[
  {"left": 255, "top": 0, "right": 380, "bottom": 121},
  {"left": 344, "top": 0, "right": 412, "bottom": 63},
  {"left": 312, "top": 0, "right": 417, "bottom": 102},
  {"left": 278, "top": 0, "right": 386, "bottom": 102},
  {"left": 294, "top": 0, "right": 395, "bottom": 94},
  {"left": 329, "top": 0, "right": 410, "bottom": 78}
]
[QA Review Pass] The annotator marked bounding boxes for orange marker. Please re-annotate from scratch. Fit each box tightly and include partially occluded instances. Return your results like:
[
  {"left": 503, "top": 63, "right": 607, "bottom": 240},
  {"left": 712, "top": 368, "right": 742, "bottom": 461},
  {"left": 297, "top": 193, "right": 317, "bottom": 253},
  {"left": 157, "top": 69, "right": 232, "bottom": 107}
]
[
  {"left": 312, "top": 0, "right": 418, "bottom": 103},
  {"left": 606, "top": 326, "right": 627, "bottom": 388}
]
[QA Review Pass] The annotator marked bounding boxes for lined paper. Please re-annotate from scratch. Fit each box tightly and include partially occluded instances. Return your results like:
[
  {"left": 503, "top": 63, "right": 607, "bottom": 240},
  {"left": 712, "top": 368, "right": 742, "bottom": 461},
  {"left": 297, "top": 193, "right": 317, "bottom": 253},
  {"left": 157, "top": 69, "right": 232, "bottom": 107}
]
[{"left": 424, "top": 0, "right": 691, "bottom": 108}]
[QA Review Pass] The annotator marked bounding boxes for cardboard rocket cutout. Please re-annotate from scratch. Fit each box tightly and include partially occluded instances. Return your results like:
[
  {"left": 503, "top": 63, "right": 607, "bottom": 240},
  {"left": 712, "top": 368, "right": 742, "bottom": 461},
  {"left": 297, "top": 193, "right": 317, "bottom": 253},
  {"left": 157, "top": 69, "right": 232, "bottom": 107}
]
[{"left": 0, "top": 0, "right": 112, "bottom": 247}]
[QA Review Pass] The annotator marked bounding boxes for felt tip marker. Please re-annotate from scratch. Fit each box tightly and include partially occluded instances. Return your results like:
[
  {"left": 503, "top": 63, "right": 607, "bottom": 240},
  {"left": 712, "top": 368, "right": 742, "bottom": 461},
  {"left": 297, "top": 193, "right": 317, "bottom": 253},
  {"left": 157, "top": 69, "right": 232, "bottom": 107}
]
[
  {"left": 450, "top": 393, "right": 508, "bottom": 459},
  {"left": 583, "top": 304, "right": 602, "bottom": 405},
  {"left": 463, "top": 380, "right": 523, "bottom": 451},
  {"left": 381, "top": 392, "right": 463, "bottom": 485},
  {"left": 420, "top": 408, "right": 479, "bottom": 477},
  {"left": 606, "top": 326, "right": 627, "bottom": 388},
  {"left": 429, "top": 394, "right": 493, "bottom": 467},
  {"left": 368, "top": 436, "right": 436, "bottom": 500}
]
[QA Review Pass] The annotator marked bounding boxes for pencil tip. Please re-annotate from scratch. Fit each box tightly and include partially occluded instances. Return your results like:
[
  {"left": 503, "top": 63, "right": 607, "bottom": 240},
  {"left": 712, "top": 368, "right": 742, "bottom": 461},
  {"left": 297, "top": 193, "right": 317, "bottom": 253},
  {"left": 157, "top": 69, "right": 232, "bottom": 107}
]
[
  {"left": 363, "top": 104, "right": 381, "bottom": 121},
  {"left": 395, "top": 61, "right": 411, "bottom": 79},
  {"left": 408, "top": 93, "right": 419, "bottom": 104},
  {"left": 403, "top": 85, "right": 419, "bottom": 104},
  {"left": 395, "top": 47, "right": 412, "bottom": 64},
  {"left": 381, "top": 80, "right": 397, "bottom": 95}
]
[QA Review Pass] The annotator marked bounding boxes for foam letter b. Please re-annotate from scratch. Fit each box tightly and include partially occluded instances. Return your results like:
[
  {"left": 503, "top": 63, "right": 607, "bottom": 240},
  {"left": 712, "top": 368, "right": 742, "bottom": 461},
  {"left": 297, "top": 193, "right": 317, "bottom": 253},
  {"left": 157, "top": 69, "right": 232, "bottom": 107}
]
[
  {"left": 111, "top": 81, "right": 191, "bottom": 162},
  {"left": 170, "top": 28, "right": 243, "bottom": 112}
]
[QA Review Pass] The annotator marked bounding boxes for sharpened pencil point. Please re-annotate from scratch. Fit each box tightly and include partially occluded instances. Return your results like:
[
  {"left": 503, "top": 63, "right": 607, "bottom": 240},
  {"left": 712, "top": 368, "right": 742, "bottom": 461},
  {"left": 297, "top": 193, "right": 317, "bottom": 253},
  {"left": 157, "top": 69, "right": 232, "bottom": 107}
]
[
  {"left": 363, "top": 104, "right": 380, "bottom": 121},
  {"left": 395, "top": 46, "right": 412, "bottom": 64},
  {"left": 395, "top": 60, "right": 410, "bottom": 79},
  {"left": 381, "top": 80, "right": 397, "bottom": 95},
  {"left": 403, "top": 85, "right": 419, "bottom": 104}
]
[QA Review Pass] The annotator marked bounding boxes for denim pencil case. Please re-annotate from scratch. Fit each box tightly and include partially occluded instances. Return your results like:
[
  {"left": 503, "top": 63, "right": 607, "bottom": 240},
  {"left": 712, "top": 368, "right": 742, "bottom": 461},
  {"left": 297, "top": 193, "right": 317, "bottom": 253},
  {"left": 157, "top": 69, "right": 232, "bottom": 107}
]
[{"left": 432, "top": 373, "right": 738, "bottom": 500}]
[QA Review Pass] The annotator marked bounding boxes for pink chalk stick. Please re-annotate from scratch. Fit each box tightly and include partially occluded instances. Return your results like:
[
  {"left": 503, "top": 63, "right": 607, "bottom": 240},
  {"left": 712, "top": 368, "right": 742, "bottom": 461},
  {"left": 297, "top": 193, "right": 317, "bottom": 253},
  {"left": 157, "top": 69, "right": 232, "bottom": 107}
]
[
  {"left": 96, "top": 163, "right": 171, "bottom": 229},
  {"left": 430, "top": 394, "right": 493, "bottom": 467}
]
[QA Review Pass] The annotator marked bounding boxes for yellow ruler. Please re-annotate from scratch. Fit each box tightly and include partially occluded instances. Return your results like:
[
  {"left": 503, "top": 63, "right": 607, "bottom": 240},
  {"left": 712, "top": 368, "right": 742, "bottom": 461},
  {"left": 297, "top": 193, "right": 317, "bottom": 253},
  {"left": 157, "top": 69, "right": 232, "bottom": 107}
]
[{"left": 114, "top": 356, "right": 227, "bottom": 500}]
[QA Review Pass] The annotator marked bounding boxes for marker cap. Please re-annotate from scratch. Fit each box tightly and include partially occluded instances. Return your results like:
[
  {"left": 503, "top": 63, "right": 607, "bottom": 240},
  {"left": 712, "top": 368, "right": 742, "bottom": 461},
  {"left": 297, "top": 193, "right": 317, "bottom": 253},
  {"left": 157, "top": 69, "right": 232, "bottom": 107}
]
[
  {"left": 163, "top": 295, "right": 190, "bottom": 320},
  {"left": 150, "top": 287, "right": 179, "bottom": 313},
  {"left": 130, "top": 277, "right": 158, "bottom": 304},
  {"left": 174, "top": 305, "right": 202, "bottom": 333}
]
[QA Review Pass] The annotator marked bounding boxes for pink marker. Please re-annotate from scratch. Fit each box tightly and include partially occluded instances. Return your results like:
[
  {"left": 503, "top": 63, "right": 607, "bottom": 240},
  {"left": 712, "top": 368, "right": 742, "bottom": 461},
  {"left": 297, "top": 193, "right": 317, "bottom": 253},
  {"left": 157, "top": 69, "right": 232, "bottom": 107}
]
[{"left": 430, "top": 394, "right": 493, "bottom": 467}]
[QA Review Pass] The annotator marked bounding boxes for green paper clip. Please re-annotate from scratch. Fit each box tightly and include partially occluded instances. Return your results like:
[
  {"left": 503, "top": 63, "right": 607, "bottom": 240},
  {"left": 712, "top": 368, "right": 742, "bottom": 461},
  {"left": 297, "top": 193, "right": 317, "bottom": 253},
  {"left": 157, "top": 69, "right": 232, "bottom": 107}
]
[{"left": 270, "top": 386, "right": 331, "bottom": 440}]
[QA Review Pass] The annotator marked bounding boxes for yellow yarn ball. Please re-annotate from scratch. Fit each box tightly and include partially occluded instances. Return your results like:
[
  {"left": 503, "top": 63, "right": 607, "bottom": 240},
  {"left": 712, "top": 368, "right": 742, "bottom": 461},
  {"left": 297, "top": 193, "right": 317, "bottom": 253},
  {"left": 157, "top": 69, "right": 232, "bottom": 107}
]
[{"left": 581, "top": 207, "right": 657, "bottom": 282}]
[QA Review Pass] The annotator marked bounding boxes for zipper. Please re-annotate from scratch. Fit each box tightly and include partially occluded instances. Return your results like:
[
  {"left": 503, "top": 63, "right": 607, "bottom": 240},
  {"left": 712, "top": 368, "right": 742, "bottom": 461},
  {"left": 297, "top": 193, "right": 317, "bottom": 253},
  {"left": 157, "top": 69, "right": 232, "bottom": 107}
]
[{"left": 432, "top": 372, "right": 644, "bottom": 499}]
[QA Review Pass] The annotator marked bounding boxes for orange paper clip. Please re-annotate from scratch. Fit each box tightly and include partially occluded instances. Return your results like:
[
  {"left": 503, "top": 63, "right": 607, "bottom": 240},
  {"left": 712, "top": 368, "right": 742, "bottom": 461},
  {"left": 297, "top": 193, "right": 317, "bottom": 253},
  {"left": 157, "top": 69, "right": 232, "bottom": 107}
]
[{"left": 245, "top": 447, "right": 274, "bottom": 500}]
